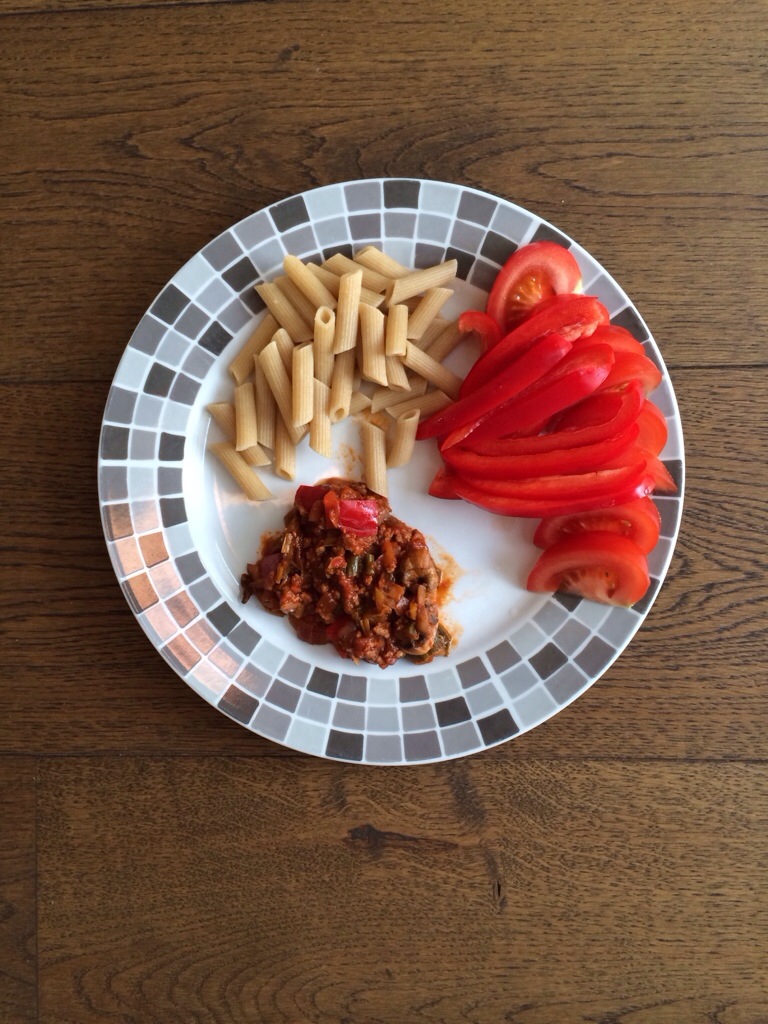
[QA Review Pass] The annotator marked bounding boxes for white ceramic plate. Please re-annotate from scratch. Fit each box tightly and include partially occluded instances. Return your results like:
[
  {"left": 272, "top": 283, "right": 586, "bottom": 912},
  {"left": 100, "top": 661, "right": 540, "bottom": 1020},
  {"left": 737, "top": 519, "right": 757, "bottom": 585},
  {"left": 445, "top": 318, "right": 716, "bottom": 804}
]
[{"left": 98, "top": 178, "right": 684, "bottom": 764}]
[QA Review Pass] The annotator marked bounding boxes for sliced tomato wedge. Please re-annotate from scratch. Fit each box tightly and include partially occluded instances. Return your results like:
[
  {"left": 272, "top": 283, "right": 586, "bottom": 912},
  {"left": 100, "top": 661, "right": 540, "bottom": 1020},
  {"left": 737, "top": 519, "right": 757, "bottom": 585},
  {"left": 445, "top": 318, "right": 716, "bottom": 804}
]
[
  {"left": 486, "top": 241, "right": 583, "bottom": 333},
  {"left": 460, "top": 294, "right": 610, "bottom": 395},
  {"left": 526, "top": 532, "right": 651, "bottom": 606},
  {"left": 457, "top": 310, "right": 503, "bottom": 353},
  {"left": 533, "top": 497, "right": 661, "bottom": 554},
  {"left": 636, "top": 400, "right": 668, "bottom": 455}
]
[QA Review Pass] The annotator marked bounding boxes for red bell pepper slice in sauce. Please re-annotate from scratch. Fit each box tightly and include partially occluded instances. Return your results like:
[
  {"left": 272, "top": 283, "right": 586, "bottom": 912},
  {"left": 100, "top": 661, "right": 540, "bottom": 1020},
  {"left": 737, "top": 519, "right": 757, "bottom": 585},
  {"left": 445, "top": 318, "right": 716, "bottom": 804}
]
[{"left": 337, "top": 498, "right": 380, "bottom": 536}]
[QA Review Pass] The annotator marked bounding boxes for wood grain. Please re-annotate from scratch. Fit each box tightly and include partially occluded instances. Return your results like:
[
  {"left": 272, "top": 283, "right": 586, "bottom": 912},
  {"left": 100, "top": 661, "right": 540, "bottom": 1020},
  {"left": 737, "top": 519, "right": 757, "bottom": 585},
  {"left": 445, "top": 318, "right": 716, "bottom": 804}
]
[
  {"left": 0, "top": 760, "right": 37, "bottom": 1024},
  {"left": 36, "top": 757, "right": 768, "bottom": 1023},
  {"left": 2, "top": 0, "right": 768, "bottom": 1019}
]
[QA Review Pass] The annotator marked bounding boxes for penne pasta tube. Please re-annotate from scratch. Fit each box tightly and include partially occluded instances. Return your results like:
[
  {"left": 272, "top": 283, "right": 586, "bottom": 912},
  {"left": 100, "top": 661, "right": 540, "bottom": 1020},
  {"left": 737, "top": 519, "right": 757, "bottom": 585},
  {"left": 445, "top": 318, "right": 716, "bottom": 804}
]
[
  {"left": 385, "top": 303, "right": 408, "bottom": 357},
  {"left": 386, "top": 389, "right": 452, "bottom": 420},
  {"left": 271, "top": 327, "right": 295, "bottom": 373},
  {"left": 406, "top": 287, "right": 453, "bottom": 340},
  {"left": 208, "top": 442, "right": 273, "bottom": 501},
  {"left": 307, "top": 262, "right": 384, "bottom": 307},
  {"left": 309, "top": 379, "right": 332, "bottom": 457},
  {"left": 313, "top": 306, "right": 336, "bottom": 386},
  {"left": 206, "top": 402, "right": 270, "bottom": 466},
  {"left": 370, "top": 376, "right": 427, "bottom": 413},
  {"left": 387, "top": 409, "right": 420, "bottom": 467},
  {"left": 274, "top": 416, "right": 297, "bottom": 481},
  {"left": 283, "top": 254, "right": 337, "bottom": 310},
  {"left": 292, "top": 343, "right": 315, "bottom": 427},
  {"left": 258, "top": 341, "right": 304, "bottom": 445},
  {"left": 360, "top": 420, "right": 388, "bottom": 496},
  {"left": 354, "top": 245, "right": 410, "bottom": 279},
  {"left": 329, "top": 349, "right": 356, "bottom": 422},
  {"left": 228, "top": 313, "right": 278, "bottom": 384},
  {"left": 349, "top": 390, "right": 372, "bottom": 414},
  {"left": 255, "top": 281, "right": 313, "bottom": 343},
  {"left": 359, "top": 304, "right": 388, "bottom": 386},
  {"left": 325, "top": 252, "right": 390, "bottom": 294},
  {"left": 424, "top": 319, "right": 465, "bottom": 363},
  {"left": 403, "top": 342, "right": 462, "bottom": 399},
  {"left": 384, "top": 260, "right": 458, "bottom": 309},
  {"left": 253, "top": 355, "right": 276, "bottom": 451},
  {"left": 333, "top": 270, "right": 363, "bottom": 354},
  {"left": 274, "top": 275, "right": 319, "bottom": 331},
  {"left": 234, "top": 382, "right": 259, "bottom": 451},
  {"left": 418, "top": 315, "right": 450, "bottom": 351},
  {"left": 385, "top": 355, "right": 410, "bottom": 391}
]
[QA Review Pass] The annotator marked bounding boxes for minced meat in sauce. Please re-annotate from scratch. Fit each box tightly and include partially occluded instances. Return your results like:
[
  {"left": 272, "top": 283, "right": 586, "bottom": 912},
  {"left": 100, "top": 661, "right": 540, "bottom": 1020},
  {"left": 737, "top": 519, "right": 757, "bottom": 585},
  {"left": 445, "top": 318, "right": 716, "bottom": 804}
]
[{"left": 241, "top": 479, "right": 452, "bottom": 668}]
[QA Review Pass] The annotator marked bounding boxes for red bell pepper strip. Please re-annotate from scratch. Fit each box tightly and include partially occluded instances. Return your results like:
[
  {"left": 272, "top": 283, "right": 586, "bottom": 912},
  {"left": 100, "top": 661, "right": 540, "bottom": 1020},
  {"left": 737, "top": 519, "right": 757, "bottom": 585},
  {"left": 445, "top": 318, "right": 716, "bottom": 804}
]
[
  {"left": 441, "top": 467, "right": 655, "bottom": 518},
  {"left": 337, "top": 498, "right": 380, "bottom": 536},
  {"left": 460, "top": 380, "right": 644, "bottom": 457},
  {"left": 295, "top": 483, "right": 330, "bottom": 511},
  {"left": 428, "top": 467, "right": 461, "bottom": 499},
  {"left": 416, "top": 333, "right": 572, "bottom": 442},
  {"left": 636, "top": 400, "right": 668, "bottom": 455},
  {"left": 460, "top": 344, "right": 615, "bottom": 444},
  {"left": 447, "top": 461, "right": 649, "bottom": 502},
  {"left": 595, "top": 349, "right": 662, "bottom": 395},
  {"left": 441, "top": 422, "right": 639, "bottom": 480},
  {"left": 599, "top": 445, "right": 677, "bottom": 493},
  {"left": 457, "top": 310, "right": 503, "bottom": 353},
  {"left": 460, "top": 294, "right": 610, "bottom": 395},
  {"left": 576, "top": 323, "right": 646, "bottom": 355}
]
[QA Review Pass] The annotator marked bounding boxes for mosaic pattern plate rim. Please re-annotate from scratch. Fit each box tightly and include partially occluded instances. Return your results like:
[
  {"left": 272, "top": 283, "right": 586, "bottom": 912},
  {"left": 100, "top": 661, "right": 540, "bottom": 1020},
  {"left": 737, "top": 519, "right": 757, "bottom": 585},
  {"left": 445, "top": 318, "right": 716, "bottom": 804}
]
[{"left": 98, "top": 177, "right": 685, "bottom": 765}]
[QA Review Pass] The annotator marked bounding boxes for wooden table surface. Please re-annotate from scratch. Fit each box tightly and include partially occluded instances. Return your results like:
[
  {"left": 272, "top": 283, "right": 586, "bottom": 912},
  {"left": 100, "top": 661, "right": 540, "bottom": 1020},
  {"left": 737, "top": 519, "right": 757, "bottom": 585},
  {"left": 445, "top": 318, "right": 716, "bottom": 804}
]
[{"left": 3, "top": 0, "right": 767, "bottom": 1021}]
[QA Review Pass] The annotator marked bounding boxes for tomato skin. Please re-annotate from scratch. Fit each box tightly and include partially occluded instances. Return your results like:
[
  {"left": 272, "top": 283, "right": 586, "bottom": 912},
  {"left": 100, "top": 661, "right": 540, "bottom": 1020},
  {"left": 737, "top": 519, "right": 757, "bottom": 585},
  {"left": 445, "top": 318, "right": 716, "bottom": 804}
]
[
  {"left": 458, "top": 310, "right": 503, "bottom": 353},
  {"left": 486, "top": 241, "right": 583, "bottom": 333},
  {"left": 533, "top": 497, "right": 661, "bottom": 554},
  {"left": 417, "top": 334, "right": 572, "bottom": 442},
  {"left": 461, "top": 294, "right": 610, "bottom": 395},
  {"left": 526, "top": 532, "right": 651, "bottom": 606},
  {"left": 636, "top": 401, "right": 668, "bottom": 456}
]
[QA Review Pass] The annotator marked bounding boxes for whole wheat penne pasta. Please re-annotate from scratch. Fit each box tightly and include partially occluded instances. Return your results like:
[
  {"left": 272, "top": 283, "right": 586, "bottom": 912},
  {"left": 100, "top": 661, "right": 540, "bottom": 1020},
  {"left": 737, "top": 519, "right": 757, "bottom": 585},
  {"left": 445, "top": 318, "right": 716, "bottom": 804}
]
[
  {"left": 283, "top": 254, "right": 337, "bottom": 310},
  {"left": 253, "top": 355, "right": 276, "bottom": 451},
  {"left": 385, "top": 355, "right": 410, "bottom": 391},
  {"left": 418, "top": 315, "right": 450, "bottom": 351},
  {"left": 228, "top": 313, "right": 278, "bottom": 384},
  {"left": 385, "top": 303, "right": 408, "bottom": 356},
  {"left": 307, "top": 263, "right": 384, "bottom": 307},
  {"left": 360, "top": 420, "right": 388, "bottom": 496},
  {"left": 234, "top": 382, "right": 259, "bottom": 451},
  {"left": 370, "top": 376, "right": 427, "bottom": 413},
  {"left": 333, "top": 270, "right": 363, "bottom": 354},
  {"left": 386, "top": 389, "right": 452, "bottom": 420},
  {"left": 274, "top": 416, "right": 297, "bottom": 481},
  {"left": 403, "top": 342, "right": 462, "bottom": 399},
  {"left": 206, "top": 402, "right": 270, "bottom": 465},
  {"left": 407, "top": 287, "right": 453, "bottom": 340},
  {"left": 424, "top": 319, "right": 465, "bottom": 363},
  {"left": 387, "top": 409, "right": 420, "bottom": 468},
  {"left": 313, "top": 306, "right": 336, "bottom": 386},
  {"left": 258, "top": 341, "right": 304, "bottom": 445},
  {"left": 349, "top": 390, "right": 373, "bottom": 414},
  {"left": 359, "top": 304, "right": 388, "bottom": 386},
  {"left": 209, "top": 442, "right": 273, "bottom": 501},
  {"left": 271, "top": 327, "right": 295, "bottom": 373},
  {"left": 329, "top": 349, "right": 356, "bottom": 422},
  {"left": 309, "top": 379, "right": 332, "bottom": 457},
  {"left": 384, "top": 260, "right": 458, "bottom": 309},
  {"left": 274, "top": 275, "right": 319, "bottom": 332},
  {"left": 255, "top": 281, "right": 312, "bottom": 343},
  {"left": 354, "top": 245, "right": 410, "bottom": 279},
  {"left": 325, "top": 253, "right": 389, "bottom": 294},
  {"left": 292, "top": 343, "right": 315, "bottom": 427}
]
